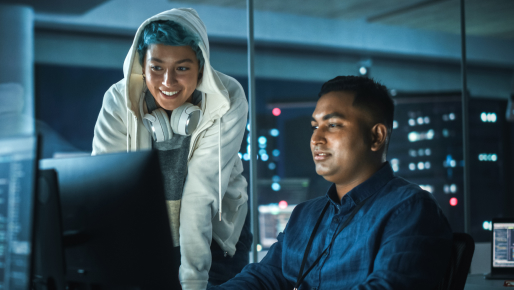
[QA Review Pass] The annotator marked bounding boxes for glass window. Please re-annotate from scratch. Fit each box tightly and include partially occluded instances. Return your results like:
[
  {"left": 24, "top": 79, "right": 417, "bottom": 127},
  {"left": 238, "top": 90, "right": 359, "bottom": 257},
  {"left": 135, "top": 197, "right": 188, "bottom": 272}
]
[
  {"left": 252, "top": 1, "right": 468, "bottom": 258},
  {"left": 465, "top": 1, "right": 514, "bottom": 242}
]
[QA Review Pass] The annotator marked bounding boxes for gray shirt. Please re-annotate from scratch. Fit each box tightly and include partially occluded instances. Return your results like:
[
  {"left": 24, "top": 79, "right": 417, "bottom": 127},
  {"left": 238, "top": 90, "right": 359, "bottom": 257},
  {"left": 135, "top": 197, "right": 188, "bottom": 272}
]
[{"left": 147, "top": 89, "right": 202, "bottom": 247}]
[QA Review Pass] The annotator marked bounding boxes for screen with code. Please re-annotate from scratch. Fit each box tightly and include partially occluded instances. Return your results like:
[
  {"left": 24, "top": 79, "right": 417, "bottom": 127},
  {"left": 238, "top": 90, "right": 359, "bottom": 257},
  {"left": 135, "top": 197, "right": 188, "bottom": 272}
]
[
  {"left": 493, "top": 223, "right": 514, "bottom": 268},
  {"left": 0, "top": 136, "right": 37, "bottom": 289}
]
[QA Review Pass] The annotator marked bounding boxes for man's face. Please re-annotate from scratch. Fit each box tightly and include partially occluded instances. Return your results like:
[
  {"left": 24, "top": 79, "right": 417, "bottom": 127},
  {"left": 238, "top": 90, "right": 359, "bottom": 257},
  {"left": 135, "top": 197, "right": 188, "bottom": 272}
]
[
  {"left": 143, "top": 44, "right": 202, "bottom": 111},
  {"left": 310, "top": 91, "right": 374, "bottom": 185}
]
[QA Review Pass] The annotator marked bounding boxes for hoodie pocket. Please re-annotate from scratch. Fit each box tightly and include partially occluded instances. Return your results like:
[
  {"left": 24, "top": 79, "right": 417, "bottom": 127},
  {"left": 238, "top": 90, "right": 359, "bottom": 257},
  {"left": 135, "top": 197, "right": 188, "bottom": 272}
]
[{"left": 221, "top": 192, "right": 246, "bottom": 223}]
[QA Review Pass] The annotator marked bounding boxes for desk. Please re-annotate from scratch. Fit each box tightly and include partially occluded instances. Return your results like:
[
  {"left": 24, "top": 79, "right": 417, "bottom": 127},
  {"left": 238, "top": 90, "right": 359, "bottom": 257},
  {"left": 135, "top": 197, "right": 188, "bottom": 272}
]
[{"left": 465, "top": 274, "right": 510, "bottom": 289}]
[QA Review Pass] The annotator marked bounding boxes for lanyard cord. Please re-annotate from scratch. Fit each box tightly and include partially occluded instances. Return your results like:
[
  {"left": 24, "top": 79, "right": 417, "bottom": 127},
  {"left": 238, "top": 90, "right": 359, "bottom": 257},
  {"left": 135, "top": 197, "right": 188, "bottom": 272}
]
[{"left": 294, "top": 195, "right": 372, "bottom": 290}]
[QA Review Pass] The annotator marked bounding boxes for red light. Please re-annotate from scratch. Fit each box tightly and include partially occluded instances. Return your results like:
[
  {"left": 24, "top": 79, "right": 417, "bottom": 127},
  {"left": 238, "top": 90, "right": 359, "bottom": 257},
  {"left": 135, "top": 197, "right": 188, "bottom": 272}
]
[
  {"left": 272, "top": 108, "right": 281, "bottom": 116},
  {"left": 449, "top": 197, "right": 458, "bottom": 206},
  {"left": 278, "top": 200, "right": 288, "bottom": 209}
]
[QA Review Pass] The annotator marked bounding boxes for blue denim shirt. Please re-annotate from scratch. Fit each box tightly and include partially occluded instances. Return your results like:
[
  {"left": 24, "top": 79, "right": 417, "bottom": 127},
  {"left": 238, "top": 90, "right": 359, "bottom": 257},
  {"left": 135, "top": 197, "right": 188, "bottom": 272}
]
[{"left": 212, "top": 163, "right": 453, "bottom": 290}]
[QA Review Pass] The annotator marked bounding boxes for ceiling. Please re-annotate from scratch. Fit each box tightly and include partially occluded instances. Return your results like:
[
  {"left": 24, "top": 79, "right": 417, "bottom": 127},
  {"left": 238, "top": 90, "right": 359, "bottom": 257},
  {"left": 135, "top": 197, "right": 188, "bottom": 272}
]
[
  {"left": 2, "top": 0, "right": 512, "bottom": 39},
  {"left": 180, "top": 0, "right": 514, "bottom": 39},
  {"left": 0, "top": 0, "right": 108, "bottom": 14}
]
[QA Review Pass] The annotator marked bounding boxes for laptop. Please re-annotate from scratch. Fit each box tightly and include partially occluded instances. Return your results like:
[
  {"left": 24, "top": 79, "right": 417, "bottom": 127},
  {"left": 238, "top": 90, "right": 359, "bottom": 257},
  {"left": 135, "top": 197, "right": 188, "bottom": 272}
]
[{"left": 486, "top": 218, "right": 514, "bottom": 279}]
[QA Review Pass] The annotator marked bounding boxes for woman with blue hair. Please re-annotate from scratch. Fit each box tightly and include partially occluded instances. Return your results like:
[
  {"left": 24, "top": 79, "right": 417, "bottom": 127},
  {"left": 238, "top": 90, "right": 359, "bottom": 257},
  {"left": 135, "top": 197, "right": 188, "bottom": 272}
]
[{"left": 92, "top": 8, "right": 250, "bottom": 290}]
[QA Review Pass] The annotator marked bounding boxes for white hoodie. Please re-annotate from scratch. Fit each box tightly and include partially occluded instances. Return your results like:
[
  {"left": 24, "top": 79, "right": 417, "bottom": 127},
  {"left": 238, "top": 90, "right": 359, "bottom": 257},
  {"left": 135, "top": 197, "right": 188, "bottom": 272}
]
[{"left": 92, "top": 8, "right": 248, "bottom": 290}]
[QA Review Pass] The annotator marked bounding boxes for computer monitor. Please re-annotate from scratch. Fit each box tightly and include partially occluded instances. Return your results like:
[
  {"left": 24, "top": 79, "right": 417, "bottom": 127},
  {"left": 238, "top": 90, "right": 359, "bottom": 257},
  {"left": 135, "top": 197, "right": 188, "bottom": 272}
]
[
  {"left": 39, "top": 150, "right": 180, "bottom": 289},
  {"left": 258, "top": 203, "right": 296, "bottom": 248},
  {"left": 486, "top": 218, "right": 514, "bottom": 279},
  {"left": 0, "top": 136, "right": 38, "bottom": 289},
  {"left": 492, "top": 220, "right": 514, "bottom": 268}
]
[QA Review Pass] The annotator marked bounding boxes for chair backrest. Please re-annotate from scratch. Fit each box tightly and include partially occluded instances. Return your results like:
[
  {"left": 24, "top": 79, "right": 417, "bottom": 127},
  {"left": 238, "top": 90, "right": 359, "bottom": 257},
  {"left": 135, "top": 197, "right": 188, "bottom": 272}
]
[{"left": 435, "top": 232, "right": 475, "bottom": 290}]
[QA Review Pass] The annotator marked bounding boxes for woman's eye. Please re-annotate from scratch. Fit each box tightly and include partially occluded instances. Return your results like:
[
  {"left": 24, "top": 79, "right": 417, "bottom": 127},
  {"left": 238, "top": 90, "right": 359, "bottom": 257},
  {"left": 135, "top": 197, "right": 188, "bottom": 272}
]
[
  {"left": 328, "top": 123, "right": 339, "bottom": 128},
  {"left": 311, "top": 125, "right": 318, "bottom": 130},
  {"left": 177, "top": 66, "right": 189, "bottom": 71},
  {"left": 151, "top": 66, "right": 162, "bottom": 71}
]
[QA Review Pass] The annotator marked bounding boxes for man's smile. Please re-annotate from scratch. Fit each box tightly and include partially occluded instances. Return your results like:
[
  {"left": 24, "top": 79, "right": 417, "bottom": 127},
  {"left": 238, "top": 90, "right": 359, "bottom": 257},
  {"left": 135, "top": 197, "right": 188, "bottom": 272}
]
[{"left": 314, "top": 150, "right": 332, "bottom": 161}]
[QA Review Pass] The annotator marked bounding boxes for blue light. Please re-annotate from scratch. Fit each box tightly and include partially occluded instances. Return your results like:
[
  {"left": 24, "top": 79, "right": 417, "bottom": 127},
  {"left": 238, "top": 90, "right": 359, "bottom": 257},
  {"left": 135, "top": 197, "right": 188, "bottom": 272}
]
[
  {"left": 238, "top": 153, "right": 242, "bottom": 159},
  {"left": 261, "top": 154, "right": 269, "bottom": 161},
  {"left": 481, "top": 112, "right": 497, "bottom": 123},
  {"left": 272, "top": 175, "right": 280, "bottom": 182},
  {"left": 270, "top": 129, "right": 279, "bottom": 137},
  {"left": 272, "top": 149, "right": 280, "bottom": 157},
  {"left": 359, "top": 66, "right": 367, "bottom": 75},
  {"left": 258, "top": 136, "right": 267, "bottom": 145},
  {"left": 271, "top": 183, "right": 281, "bottom": 191},
  {"left": 408, "top": 132, "right": 419, "bottom": 142},
  {"left": 243, "top": 153, "right": 250, "bottom": 161},
  {"left": 259, "top": 143, "right": 267, "bottom": 149},
  {"left": 259, "top": 149, "right": 266, "bottom": 155},
  {"left": 247, "top": 136, "right": 250, "bottom": 143},
  {"left": 481, "top": 113, "right": 487, "bottom": 122},
  {"left": 268, "top": 162, "right": 276, "bottom": 170},
  {"left": 247, "top": 123, "right": 250, "bottom": 131},
  {"left": 478, "top": 153, "right": 498, "bottom": 162}
]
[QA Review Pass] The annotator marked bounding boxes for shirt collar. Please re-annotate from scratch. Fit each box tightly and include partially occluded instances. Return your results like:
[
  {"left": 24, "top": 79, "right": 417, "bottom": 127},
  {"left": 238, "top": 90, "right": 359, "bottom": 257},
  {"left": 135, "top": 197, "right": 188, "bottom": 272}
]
[{"left": 326, "top": 162, "right": 395, "bottom": 207}]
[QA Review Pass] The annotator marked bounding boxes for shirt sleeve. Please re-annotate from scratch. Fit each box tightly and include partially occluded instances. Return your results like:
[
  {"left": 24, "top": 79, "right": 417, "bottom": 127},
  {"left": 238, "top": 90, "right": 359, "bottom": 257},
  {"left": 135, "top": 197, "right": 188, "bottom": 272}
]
[
  {"left": 351, "top": 197, "right": 453, "bottom": 290},
  {"left": 210, "top": 232, "right": 293, "bottom": 290}
]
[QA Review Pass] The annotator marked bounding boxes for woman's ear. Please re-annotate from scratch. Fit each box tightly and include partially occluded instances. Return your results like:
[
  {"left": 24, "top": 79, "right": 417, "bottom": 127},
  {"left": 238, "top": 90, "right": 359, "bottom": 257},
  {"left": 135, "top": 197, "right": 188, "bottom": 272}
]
[{"left": 370, "top": 123, "right": 387, "bottom": 152}]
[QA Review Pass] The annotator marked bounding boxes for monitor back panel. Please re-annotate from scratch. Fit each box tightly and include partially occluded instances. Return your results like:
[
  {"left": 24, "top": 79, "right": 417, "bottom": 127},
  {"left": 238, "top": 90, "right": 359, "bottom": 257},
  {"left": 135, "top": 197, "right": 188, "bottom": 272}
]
[{"left": 40, "top": 151, "right": 179, "bottom": 288}]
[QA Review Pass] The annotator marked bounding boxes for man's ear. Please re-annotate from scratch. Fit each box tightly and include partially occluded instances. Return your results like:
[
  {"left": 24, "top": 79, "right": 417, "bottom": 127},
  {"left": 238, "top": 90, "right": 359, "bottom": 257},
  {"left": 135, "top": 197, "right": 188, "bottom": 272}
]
[{"left": 370, "top": 123, "right": 387, "bottom": 152}]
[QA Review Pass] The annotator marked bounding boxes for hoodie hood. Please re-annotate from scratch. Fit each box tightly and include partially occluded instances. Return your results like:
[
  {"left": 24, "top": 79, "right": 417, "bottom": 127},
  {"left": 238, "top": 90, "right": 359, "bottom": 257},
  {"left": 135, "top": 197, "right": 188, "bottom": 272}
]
[{"left": 123, "top": 8, "right": 230, "bottom": 119}]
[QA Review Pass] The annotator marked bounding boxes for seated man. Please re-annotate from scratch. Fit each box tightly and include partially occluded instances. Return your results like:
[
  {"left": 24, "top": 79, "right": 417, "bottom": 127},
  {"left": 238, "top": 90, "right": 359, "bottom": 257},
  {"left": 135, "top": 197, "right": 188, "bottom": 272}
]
[{"left": 211, "top": 76, "right": 453, "bottom": 290}]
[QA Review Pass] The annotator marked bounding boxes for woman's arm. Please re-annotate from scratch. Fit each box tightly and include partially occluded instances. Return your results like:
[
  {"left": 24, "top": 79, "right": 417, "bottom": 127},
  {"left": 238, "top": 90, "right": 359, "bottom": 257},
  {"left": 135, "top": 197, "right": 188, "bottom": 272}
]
[{"left": 92, "top": 82, "right": 129, "bottom": 155}]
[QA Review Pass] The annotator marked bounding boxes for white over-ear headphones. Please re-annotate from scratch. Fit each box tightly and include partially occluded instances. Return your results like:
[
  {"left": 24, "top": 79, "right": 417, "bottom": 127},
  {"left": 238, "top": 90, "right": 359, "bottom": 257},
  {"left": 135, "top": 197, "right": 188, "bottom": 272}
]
[{"left": 139, "top": 86, "right": 203, "bottom": 142}]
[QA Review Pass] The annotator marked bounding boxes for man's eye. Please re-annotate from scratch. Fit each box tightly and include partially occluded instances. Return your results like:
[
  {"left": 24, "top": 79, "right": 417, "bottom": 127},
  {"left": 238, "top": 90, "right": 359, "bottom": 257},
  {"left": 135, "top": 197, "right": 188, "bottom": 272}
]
[
  {"left": 328, "top": 123, "right": 340, "bottom": 128},
  {"left": 151, "top": 66, "right": 162, "bottom": 71},
  {"left": 177, "top": 67, "right": 189, "bottom": 71}
]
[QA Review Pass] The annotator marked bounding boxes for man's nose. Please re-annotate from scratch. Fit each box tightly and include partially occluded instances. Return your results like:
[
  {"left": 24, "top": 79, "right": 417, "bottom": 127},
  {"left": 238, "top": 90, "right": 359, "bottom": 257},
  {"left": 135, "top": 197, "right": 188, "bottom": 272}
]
[{"left": 311, "top": 127, "right": 325, "bottom": 145}]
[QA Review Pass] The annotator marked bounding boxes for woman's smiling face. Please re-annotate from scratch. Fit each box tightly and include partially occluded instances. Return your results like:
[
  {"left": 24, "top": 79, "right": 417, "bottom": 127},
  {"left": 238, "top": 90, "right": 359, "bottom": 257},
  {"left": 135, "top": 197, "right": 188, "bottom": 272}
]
[{"left": 143, "top": 44, "right": 202, "bottom": 111}]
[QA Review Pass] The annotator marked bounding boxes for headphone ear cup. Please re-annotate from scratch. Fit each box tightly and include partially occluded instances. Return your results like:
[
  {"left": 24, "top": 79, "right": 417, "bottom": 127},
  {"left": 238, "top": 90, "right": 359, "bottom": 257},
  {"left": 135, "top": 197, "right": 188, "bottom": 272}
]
[
  {"left": 170, "top": 103, "right": 203, "bottom": 136},
  {"left": 143, "top": 108, "right": 173, "bottom": 142}
]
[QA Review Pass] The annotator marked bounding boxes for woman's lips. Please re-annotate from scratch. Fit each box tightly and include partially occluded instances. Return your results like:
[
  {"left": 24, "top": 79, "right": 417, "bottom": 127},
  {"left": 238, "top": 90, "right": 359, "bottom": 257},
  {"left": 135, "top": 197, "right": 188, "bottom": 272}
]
[{"left": 160, "top": 89, "right": 180, "bottom": 99}]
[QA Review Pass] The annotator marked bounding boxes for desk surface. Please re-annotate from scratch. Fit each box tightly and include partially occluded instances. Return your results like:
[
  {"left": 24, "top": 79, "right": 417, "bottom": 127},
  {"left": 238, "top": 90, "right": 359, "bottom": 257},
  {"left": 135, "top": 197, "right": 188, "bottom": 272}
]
[{"left": 465, "top": 274, "right": 511, "bottom": 290}]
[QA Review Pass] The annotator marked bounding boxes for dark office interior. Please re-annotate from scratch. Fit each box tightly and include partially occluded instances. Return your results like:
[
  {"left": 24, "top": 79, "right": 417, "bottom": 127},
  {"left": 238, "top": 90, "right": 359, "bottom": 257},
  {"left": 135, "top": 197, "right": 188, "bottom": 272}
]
[{"left": 0, "top": 0, "right": 513, "bottom": 289}]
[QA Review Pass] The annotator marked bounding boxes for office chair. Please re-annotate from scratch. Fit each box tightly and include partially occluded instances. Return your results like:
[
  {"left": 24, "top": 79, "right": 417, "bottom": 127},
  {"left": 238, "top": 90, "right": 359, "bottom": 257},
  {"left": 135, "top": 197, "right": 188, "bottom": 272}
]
[{"left": 435, "top": 232, "right": 475, "bottom": 290}]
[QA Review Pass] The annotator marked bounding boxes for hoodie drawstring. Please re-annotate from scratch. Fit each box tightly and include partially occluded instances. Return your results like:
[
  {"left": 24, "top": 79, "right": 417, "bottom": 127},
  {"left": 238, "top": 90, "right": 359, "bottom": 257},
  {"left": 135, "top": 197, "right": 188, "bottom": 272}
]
[{"left": 219, "top": 118, "right": 222, "bottom": 221}]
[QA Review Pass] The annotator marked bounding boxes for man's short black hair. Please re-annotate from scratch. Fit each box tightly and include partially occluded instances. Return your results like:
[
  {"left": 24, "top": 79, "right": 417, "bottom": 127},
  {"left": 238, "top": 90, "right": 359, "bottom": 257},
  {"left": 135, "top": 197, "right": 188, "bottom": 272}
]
[{"left": 318, "top": 75, "right": 395, "bottom": 148}]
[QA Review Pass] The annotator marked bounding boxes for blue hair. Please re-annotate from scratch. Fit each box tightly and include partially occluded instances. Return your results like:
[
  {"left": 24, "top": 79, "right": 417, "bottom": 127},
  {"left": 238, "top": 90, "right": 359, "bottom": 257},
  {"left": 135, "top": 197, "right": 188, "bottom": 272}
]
[{"left": 137, "top": 20, "right": 204, "bottom": 69}]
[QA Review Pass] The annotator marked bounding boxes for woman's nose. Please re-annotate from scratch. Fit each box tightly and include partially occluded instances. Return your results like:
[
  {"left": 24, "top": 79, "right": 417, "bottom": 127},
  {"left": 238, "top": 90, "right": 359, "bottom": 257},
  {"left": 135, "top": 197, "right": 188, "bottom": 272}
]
[{"left": 163, "top": 70, "right": 175, "bottom": 87}]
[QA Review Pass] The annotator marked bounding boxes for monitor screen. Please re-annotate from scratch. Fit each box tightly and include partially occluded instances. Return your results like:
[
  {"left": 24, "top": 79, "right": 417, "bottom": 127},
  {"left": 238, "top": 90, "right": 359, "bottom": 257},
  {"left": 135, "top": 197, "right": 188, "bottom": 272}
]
[
  {"left": 492, "top": 222, "right": 514, "bottom": 268},
  {"left": 0, "top": 136, "right": 37, "bottom": 289},
  {"left": 258, "top": 203, "right": 296, "bottom": 248}
]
